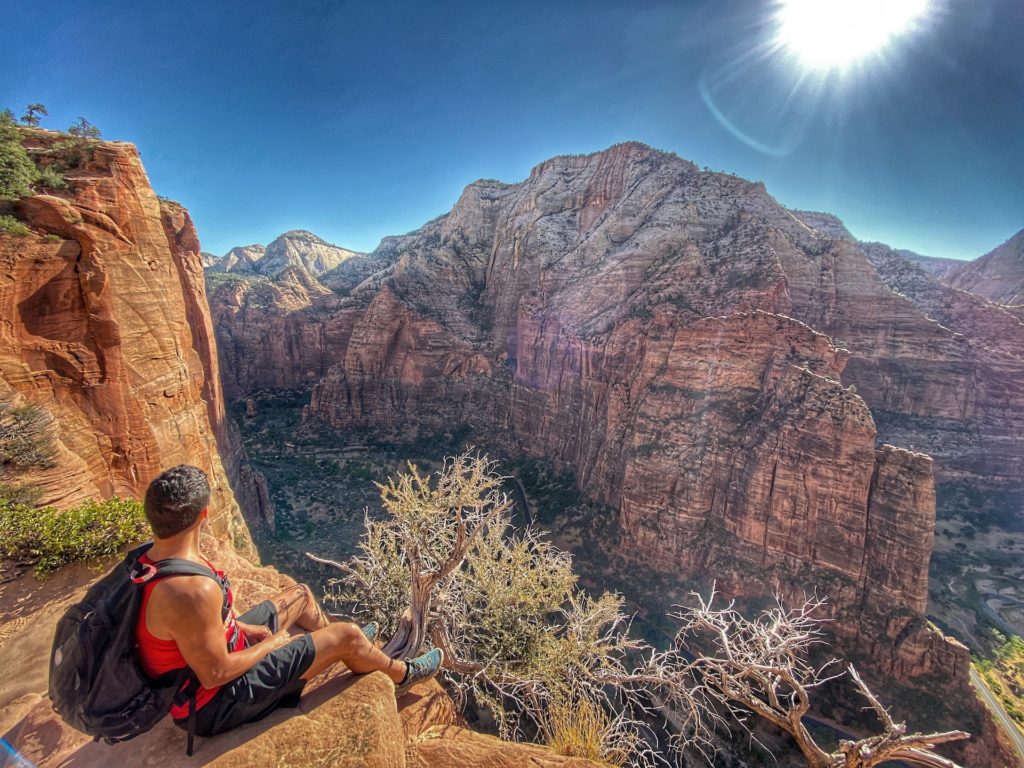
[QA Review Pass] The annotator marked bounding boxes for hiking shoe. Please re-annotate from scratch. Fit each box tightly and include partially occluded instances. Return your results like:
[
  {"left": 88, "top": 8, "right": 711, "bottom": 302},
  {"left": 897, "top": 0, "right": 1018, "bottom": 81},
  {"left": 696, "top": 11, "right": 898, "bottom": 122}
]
[
  {"left": 395, "top": 648, "right": 444, "bottom": 696},
  {"left": 361, "top": 621, "right": 379, "bottom": 644}
]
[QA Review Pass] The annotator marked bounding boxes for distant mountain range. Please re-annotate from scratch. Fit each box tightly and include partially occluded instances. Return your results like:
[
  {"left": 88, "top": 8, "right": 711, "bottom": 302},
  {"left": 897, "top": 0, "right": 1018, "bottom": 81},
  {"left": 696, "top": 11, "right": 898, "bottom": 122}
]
[{"left": 203, "top": 230, "right": 362, "bottom": 278}]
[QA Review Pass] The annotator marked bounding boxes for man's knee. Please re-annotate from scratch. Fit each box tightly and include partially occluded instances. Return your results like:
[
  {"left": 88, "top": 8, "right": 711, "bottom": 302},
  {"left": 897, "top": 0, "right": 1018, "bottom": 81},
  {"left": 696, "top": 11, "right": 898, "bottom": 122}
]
[
  {"left": 297, "top": 583, "right": 316, "bottom": 605},
  {"left": 324, "top": 621, "right": 363, "bottom": 653}
]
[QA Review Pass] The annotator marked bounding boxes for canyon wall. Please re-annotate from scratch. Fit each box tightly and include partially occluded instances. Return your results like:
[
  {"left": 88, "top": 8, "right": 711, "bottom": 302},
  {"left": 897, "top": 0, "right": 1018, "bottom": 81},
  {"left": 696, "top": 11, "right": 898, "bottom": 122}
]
[
  {"left": 0, "top": 132, "right": 262, "bottom": 544},
  {"left": 0, "top": 130, "right": 589, "bottom": 768}
]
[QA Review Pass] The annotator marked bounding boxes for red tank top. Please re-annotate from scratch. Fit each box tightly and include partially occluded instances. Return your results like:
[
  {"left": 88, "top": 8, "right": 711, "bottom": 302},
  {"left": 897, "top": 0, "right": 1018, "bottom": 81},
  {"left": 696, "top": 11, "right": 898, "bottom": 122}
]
[{"left": 135, "top": 554, "right": 244, "bottom": 718}]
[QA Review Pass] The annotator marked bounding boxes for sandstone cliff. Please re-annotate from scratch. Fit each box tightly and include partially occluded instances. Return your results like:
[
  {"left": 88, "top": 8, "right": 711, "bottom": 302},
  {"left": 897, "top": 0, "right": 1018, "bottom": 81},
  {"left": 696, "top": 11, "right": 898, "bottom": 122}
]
[
  {"left": 903, "top": 252, "right": 967, "bottom": 280},
  {"left": 205, "top": 142, "right": 1021, "bottom": 763},
  {"left": 0, "top": 131, "right": 259, "bottom": 545},
  {"left": 0, "top": 130, "right": 593, "bottom": 768},
  {"left": 203, "top": 142, "right": 981, "bottom": 625},
  {"left": 207, "top": 243, "right": 265, "bottom": 273},
  {"left": 944, "top": 228, "right": 1024, "bottom": 306}
]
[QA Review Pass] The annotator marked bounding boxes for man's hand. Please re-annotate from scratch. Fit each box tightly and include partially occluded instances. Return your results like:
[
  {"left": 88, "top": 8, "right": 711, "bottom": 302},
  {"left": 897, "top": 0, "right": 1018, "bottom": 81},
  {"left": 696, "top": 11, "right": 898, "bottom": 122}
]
[
  {"left": 164, "top": 579, "right": 296, "bottom": 688},
  {"left": 238, "top": 621, "right": 273, "bottom": 643}
]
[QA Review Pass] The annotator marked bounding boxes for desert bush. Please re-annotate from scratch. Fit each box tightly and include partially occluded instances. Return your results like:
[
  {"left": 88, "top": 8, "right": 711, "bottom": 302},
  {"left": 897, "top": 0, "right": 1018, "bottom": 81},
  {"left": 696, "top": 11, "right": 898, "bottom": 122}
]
[
  {"left": 0, "top": 111, "right": 36, "bottom": 200},
  {"left": 0, "top": 482, "right": 41, "bottom": 507},
  {"left": 313, "top": 453, "right": 970, "bottom": 767},
  {"left": 0, "top": 496, "right": 148, "bottom": 575},
  {"left": 0, "top": 404, "right": 56, "bottom": 471},
  {"left": 35, "top": 165, "right": 67, "bottom": 190}
]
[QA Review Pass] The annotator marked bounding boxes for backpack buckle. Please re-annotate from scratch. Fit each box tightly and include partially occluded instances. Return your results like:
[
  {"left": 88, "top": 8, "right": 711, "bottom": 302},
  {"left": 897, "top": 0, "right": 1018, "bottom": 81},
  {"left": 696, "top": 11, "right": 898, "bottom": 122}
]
[{"left": 130, "top": 562, "right": 158, "bottom": 584}]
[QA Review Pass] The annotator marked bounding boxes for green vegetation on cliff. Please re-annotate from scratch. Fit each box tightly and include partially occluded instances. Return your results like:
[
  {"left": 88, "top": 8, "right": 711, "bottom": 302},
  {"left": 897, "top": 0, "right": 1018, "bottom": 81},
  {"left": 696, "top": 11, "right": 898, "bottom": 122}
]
[
  {"left": 0, "top": 494, "right": 147, "bottom": 576},
  {"left": 0, "top": 111, "right": 36, "bottom": 200},
  {"left": 1, "top": 402, "right": 145, "bottom": 575}
]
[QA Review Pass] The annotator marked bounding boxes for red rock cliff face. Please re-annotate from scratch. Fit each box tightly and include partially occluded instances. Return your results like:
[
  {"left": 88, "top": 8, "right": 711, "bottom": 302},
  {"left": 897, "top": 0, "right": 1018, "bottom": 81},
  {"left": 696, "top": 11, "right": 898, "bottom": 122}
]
[
  {"left": 302, "top": 146, "right": 951, "bottom": 623},
  {"left": 0, "top": 133, "right": 260, "bottom": 544}
]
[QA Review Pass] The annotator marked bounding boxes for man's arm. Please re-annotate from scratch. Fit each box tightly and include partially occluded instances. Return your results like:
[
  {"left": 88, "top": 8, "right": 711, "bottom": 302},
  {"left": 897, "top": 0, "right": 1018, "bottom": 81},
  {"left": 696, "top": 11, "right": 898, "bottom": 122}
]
[{"left": 162, "top": 578, "right": 293, "bottom": 689}]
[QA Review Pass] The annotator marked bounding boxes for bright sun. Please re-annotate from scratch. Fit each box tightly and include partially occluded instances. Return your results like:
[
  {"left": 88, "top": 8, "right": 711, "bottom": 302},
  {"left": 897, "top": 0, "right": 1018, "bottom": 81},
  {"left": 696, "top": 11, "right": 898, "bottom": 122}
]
[{"left": 775, "top": 0, "right": 931, "bottom": 71}]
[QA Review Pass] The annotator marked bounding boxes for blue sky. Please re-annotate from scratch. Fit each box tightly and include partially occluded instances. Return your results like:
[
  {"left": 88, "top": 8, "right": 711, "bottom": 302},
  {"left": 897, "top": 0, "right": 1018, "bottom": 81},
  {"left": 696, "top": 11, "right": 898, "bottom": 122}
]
[{"left": 2, "top": 0, "right": 1021, "bottom": 259}]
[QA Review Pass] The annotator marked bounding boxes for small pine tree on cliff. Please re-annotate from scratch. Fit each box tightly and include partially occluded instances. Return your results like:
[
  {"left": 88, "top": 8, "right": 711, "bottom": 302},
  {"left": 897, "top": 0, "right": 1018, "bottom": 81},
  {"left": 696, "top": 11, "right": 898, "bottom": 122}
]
[
  {"left": 67, "top": 116, "right": 101, "bottom": 139},
  {"left": 20, "top": 103, "right": 48, "bottom": 127},
  {"left": 0, "top": 110, "right": 37, "bottom": 201},
  {"left": 312, "top": 452, "right": 969, "bottom": 768}
]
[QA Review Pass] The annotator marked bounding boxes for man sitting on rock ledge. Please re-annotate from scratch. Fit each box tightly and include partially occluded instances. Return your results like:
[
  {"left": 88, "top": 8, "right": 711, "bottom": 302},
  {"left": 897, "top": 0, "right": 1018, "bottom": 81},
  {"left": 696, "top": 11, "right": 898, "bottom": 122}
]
[{"left": 135, "top": 465, "right": 443, "bottom": 740}]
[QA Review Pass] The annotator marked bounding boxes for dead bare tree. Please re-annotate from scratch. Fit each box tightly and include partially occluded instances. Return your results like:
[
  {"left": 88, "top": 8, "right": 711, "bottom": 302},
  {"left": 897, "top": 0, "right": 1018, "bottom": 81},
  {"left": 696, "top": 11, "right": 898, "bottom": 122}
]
[
  {"left": 309, "top": 452, "right": 970, "bottom": 768},
  {"left": 677, "top": 591, "right": 970, "bottom": 768}
]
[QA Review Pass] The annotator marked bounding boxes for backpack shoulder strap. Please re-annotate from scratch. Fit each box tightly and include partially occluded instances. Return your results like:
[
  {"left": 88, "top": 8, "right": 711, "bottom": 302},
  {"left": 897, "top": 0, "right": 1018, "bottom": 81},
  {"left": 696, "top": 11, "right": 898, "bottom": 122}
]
[{"left": 151, "top": 558, "right": 222, "bottom": 583}]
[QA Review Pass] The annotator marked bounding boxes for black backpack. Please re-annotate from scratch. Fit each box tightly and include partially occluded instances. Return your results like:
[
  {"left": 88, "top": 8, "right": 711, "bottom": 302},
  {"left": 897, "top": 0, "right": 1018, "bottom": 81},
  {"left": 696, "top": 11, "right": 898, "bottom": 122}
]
[{"left": 48, "top": 542, "right": 223, "bottom": 755}]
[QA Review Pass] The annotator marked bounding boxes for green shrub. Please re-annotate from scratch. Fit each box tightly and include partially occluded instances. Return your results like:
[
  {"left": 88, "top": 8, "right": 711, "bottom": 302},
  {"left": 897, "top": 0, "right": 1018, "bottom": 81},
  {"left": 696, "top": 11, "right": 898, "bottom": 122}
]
[
  {"left": 0, "top": 482, "right": 41, "bottom": 506},
  {"left": 0, "top": 496, "right": 148, "bottom": 576},
  {"left": 35, "top": 165, "right": 67, "bottom": 190},
  {"left": 0, "top": 112, "right": 36, "bottom": 200},
  {"left": 43, "top": 233, "right": 61, "bottom": 242},
  {"left": 0, "top": 214, "right": 30, "bottom": 236}
]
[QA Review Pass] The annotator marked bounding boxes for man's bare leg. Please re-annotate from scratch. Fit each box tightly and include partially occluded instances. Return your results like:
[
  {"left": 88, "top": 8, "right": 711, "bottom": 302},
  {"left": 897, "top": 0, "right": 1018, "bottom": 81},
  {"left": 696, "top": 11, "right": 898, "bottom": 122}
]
[
  {"left": 299, "top": 622, "right": 406, "bottom": 683},
  {"left": 268, "top": 584, "right": 333, "bottom": 632},
  {"left": 266, "top": 584, "right": 413, "bottom": 684}
]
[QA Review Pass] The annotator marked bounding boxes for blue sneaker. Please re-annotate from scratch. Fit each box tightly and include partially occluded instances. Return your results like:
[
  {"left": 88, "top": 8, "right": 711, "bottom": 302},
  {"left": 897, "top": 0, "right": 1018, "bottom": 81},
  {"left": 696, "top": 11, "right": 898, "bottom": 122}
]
[
  {"left": 395, "top": 648, "right": 444, "bottom": 696},
  {"left": 361, "top": 621, "right": 379, "bottom": 643}
]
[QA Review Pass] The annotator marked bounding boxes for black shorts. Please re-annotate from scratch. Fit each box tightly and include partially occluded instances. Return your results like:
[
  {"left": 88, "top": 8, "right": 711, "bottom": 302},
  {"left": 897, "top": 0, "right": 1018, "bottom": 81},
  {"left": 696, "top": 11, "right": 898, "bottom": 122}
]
[{"left": 174, "top": 600, "right": 317, "bottom": 737}]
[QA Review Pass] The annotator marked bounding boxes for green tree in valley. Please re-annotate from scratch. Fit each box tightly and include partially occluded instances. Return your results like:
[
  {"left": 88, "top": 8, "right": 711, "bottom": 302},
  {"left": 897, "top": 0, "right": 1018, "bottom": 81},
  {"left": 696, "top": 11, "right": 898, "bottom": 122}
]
[{"left": 20, "top": 103, "right": 48, "bottom": 127}]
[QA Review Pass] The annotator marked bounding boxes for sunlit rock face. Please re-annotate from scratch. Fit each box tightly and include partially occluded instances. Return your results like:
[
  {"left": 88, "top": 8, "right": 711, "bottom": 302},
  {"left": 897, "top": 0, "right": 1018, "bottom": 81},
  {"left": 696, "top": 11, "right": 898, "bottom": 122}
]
[
  {"left": 943, "top": 228, "right": 1024, "bottom": 306},
  {"left": 299, "top": 145, "right": 953, "bottom": 620},
  {"left": 207, "top": 231, "right": 360, "bottom": 278},
  {"left": 0, "top": 133, "right": 260, "bottom": 545}
]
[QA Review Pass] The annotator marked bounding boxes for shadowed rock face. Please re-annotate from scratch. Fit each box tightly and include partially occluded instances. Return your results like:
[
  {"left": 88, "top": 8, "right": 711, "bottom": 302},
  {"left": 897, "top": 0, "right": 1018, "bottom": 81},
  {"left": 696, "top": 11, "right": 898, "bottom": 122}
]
[
  {"left": 0, "top": 133, "right": 262, "bottom": 543},
  {"left": 206, "top": 143, "right": 1019, "bottom": 763}
]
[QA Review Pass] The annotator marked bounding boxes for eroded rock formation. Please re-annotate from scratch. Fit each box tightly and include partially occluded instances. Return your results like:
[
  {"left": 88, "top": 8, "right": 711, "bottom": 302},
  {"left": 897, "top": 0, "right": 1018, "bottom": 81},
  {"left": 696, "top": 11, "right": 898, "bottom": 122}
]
[
  {"left": 0, "top": 133, "right": 259, "bottom": 544},
  {"left": 206, "top": 230, "right": 360, "bottom": 278},
  {"left": 0, "top": 131, "right": 590, "bottom": 768}
]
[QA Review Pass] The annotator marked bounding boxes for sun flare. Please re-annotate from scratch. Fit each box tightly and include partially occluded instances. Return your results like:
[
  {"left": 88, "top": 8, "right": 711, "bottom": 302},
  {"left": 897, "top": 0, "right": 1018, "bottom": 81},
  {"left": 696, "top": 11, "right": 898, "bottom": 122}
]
[{"left": 775, "top": 0, "right": 931, "bottom": 71}]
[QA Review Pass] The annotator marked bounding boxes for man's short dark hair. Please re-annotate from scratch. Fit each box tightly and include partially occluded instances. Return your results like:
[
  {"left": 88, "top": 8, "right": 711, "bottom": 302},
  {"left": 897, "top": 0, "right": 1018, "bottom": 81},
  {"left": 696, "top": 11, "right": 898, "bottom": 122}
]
[{"left": 144, "top": 465, "right": 211, "bottom": 538}]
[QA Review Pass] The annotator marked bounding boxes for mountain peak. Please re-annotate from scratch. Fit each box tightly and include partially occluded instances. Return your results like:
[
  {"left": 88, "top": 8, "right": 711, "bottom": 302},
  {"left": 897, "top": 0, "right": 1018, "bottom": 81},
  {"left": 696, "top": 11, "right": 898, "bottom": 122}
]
[
  {"left": 274, "top": 229, "right": 329, "bottom": 244},
  {"left": 206, "top": 231, "right": 361, "bottom": 279}
]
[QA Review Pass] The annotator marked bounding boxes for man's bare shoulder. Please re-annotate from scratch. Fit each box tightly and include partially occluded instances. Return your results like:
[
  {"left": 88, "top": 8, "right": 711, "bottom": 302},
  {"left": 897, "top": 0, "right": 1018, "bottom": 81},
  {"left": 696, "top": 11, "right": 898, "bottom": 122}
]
[{"left": 151, "top": 573, "right": 222, "bottom": 615}]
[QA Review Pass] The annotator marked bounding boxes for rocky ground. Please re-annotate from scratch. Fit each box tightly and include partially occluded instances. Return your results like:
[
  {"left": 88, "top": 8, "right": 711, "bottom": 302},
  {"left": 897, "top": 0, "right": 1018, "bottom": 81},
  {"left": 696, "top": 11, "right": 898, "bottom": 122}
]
[{"left": 0, "top": 537, "right": 602, "bottom": 768}]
